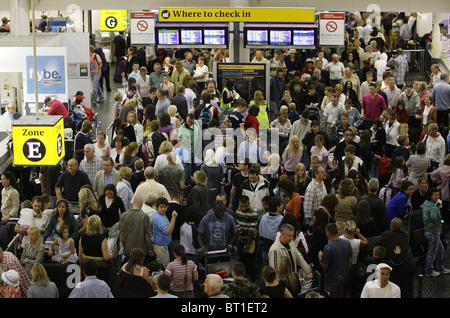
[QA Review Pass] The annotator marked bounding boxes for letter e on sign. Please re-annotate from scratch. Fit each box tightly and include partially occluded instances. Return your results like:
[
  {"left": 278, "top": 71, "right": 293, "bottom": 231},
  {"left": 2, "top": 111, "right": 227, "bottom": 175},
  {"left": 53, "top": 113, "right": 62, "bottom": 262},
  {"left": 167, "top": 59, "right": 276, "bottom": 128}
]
[{"left": 23, "top": 138, "right": 46, "bottom": 162}]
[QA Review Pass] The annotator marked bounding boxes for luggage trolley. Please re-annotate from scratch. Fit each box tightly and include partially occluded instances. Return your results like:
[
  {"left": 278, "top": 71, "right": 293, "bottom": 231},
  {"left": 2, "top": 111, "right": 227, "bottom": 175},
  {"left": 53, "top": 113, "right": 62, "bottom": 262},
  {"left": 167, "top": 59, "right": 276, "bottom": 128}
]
[{"left": 204, "top": 249, "right": 237, "bottom": 280}]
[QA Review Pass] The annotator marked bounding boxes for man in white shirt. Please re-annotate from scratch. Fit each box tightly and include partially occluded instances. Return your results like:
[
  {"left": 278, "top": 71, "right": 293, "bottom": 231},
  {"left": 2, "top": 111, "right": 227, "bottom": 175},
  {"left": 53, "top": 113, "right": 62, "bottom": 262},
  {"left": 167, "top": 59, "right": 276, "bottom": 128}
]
[
  {"left": 424, "top": 122, "right": 447, "bottom": 169},
  {"left": 251, "top": 49, "right": 269, "bottom": 63},
  {"left": 323, "top": 94, "right": 344, "bottom": 140},
  {"left": 361, "top": 263, "right": 401, "bottom": 298},
  {"left": 327, "top": 53, "right": 345, "bottom": 88},
  {"left": 184, "top": 80, "right": 197, "bottom": 111},
  {"left": 429, "top": 64, "right": 441, "bottom": 89}
]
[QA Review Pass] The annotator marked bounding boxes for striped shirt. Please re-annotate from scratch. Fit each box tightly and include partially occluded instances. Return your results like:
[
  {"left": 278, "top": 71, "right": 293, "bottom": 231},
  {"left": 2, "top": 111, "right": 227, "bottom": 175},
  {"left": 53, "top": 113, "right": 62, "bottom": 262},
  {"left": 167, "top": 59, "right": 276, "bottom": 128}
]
[
  {"left": 303, "top": 179, "right": 327, "bottom": 220},
  {"left": 235, "top": 208, "right": 258, "bottom": 244},
  {"left": 79, "top": 156, "right": 103, "bottom": 185},
  {"left": 165, "top": 258, "right": 197, "bottom": 292}
]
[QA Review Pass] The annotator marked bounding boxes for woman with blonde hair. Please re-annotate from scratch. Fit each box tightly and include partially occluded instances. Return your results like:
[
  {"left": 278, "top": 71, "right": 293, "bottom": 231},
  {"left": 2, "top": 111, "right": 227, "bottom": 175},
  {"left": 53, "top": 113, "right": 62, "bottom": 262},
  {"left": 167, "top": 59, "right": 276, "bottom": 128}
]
[
  {"left": 79, "top": 214, "right": 112, "bottom": 283},
  {"left": 27, "top": 263, "right": 59, "bottom": 298},
  {"left": 277, "top": 256, "right": 301, "bottom": 297},
  {"left": 116, "top": 166, "right": 134, "bottom": 211},
  {"left": 123, "top": 141, "right": 140, "bottom": 171},
  {"left": 417, "top": 81, "right": 430, "bottom": 113},
  {"left": 119, "top": 96, "right": 139, "bottom": 123},
  {"left": 78, "top": 186, "right": 101, "bottom": 236},
  {"left": 127, "top": 111, "right": 143, "bottom": 145},
  {"left": 187, "top": 170, "right": 209, "bottom": 218},
  {"left": 153, "top": 140, "right": 183, "bottom": 172},
  {"left": 167, "top": 105, "right": 181, "bottom": 129},
  {"left": 20, "top": 226, "right": 45, "bottom": 277},
  {"left": 282, "top": 135, "right": 303, "bottom": 179},
  {"left": 294, "top": 163, "right": 311, "bottom": 195},
  {"left": 339, "top": 219, "right": 368, "bottom": 298}
]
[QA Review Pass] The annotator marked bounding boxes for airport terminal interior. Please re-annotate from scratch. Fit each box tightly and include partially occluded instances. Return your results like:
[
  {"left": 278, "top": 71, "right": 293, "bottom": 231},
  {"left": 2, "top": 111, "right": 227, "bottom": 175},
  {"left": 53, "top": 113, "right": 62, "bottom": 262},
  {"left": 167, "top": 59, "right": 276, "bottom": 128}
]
[{"left": 0, "top": 0, "right": 449, "bottom": 301}]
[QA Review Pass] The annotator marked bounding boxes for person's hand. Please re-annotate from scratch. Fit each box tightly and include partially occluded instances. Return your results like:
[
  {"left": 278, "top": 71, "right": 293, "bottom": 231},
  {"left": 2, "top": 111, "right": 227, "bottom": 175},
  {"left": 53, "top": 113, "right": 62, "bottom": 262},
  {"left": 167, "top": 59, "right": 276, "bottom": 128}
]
[
  {"left": 226, "top": 245, "right": 234, "bottom": 253},
  {"left": 394, "top": 245, "right": 401, "bottom": 254},
  {"left": 318, "top": 250, "right": 323, "bottom": 261},
  {"left": 148, "top": 250, "right": 155, "bottom": 257},
  {"left": 48, "top": 249, "right": 53, "bottom": 257},
  {"left": 201, "top": 247, "right": 208, "bottom": 255},
  {"left": 172, "top": 211, "right": 178, "bottom": 219}
]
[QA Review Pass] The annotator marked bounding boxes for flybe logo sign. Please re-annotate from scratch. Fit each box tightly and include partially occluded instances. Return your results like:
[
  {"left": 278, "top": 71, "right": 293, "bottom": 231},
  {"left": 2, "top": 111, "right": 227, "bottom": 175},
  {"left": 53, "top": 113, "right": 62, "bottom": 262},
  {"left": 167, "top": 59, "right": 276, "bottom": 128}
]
[{"left": 26, "top": 55, "right": 66, "bottom": 95}]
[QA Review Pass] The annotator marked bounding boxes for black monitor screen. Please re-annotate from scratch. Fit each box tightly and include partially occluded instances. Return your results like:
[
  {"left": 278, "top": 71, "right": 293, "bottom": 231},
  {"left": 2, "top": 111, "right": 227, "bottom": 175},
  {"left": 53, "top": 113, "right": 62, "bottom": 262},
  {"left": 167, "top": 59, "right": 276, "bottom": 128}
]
[
  {"left": 246, "top": 29, "right": 268, "bottom": 45},
  {"left": 204, "top": 29, "right": 226, "bottom": 45},
  {"left": 293, "top": 30, "right": 315, "bottom": 46},
  {"left": 270, "top": 30, "right": 292, "bottom": 46},
  {"left": 158, "top": 29, "right": 179, "bottom": 45},
  {"left": 181, "top": 29, "right": 203, "bottom": 45}
]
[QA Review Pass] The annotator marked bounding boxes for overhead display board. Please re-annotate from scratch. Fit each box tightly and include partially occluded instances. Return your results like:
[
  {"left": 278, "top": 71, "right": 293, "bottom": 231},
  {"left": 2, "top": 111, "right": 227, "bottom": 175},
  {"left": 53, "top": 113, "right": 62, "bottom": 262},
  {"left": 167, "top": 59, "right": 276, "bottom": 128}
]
[
  {"left": 12, "top": 115, "right": 65, "bottom": 166},
  {"left": 319, "top": 12, "right": 346, "bottom": 47},
  {"left": 244, "top": 26, "right": 317, "bottom": 49},
  {"left": 155, "top": 24, "right": 229, "bottom": 48},
  {"left": 159, "top": 7, "right": 315, "bottom": 23},
  {"left": 100, "top": 10, "right": 127, "bottom": 32}
]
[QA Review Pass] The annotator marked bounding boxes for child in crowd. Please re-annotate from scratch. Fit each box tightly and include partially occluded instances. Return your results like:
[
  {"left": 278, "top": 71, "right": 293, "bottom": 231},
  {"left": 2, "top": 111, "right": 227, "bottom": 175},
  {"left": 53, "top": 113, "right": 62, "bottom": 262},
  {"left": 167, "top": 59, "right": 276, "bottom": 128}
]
[
  {"left": 288, "top": 103, "right": 300, "bottom": 124},
  {"left": 17, "top": 200, "right": 35, "bottom": 245},
  {"left": 0, "top": 270, "right": 21, "bottom": 298},
  {"left": 48, "top": 225, "right": 78, "bottom": 264}
]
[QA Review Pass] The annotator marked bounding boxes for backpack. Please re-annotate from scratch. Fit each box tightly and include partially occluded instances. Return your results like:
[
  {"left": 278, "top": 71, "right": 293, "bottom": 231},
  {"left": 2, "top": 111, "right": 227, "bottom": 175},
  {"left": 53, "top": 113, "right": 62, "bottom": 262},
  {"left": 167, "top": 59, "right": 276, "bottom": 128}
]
[
  {"left": 146, "top": 131, "right": 168, "bottom": 164},
  {"left": 379, "top": 184, "right": 393, "bottom": 206},
  {"left": 305, "top": 106, "right": 320, "bottom": 122},
  {"left": 200, "top": 104, "right": 213, "bottom": 126},
  {"left": 379, "top": 157, "right": 391, "bottom": 176},
  {"left": 90, "top": 53, "right": 99, "bottom": 71},
  {"left": 95, "top": 48, "right": 108, "bottom": 72}
]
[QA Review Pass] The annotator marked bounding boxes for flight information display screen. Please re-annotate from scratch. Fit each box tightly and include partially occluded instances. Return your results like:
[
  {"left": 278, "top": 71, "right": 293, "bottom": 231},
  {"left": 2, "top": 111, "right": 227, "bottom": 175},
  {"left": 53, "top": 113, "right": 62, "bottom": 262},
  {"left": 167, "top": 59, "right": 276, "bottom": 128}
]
[
  {"left": 181, "top": 29, "right": 203, "bottom": 45},
  {"left": 269, "top": 30, "right": 291, "bottom": 46},
  {"left": 246, "top": 29, "right": 269, "bottom": 45},
  {"left": 293, "top": 30, "right": 315, "bottom": 46},
  {"left": 204, "top": 29, "right": 226, "bottom": 45},
  {"left": 158, "top": 29, "right": 179, "bottom": 45}
]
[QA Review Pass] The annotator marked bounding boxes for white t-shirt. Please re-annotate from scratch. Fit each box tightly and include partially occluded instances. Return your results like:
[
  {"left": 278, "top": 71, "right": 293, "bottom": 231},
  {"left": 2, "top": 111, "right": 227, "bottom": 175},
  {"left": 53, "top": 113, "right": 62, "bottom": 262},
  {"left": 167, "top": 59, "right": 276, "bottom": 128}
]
[
  {"left": 327, "top": 62, "right": 345, "bottom": 80},
  {"left": 194, "top": 65, "right": 209, "bottom": 82},
  {"left": 339, "top": 235, "right": 361, "bottom": 265},
  {"left": 361, "top": 280, "right": 401, "bottom": 298},
  {"left": 136, "top": 75, "right": 150, "bottom": 97},
  {"left": 18, "top": 208, "right": 35, "bottom": 226}
]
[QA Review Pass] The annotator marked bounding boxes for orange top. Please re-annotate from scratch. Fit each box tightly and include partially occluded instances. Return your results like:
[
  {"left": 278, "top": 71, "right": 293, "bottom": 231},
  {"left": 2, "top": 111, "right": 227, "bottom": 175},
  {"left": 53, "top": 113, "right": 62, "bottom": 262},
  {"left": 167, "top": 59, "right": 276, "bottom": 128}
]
[{"left": 285, "top": 193, "right": 302, "bottom": 220}]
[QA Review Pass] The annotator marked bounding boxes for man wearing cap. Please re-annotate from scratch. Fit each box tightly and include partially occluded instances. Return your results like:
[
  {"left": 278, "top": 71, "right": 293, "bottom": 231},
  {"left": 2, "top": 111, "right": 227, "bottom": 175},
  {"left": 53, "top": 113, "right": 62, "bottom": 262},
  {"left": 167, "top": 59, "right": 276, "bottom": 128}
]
[
  {"left": 40, "top": 97, "right": 69, "bottom": 119},
  {"left": 302, "top": 58, "right": 316, "bottom": 76},
  {"left": 285, "top": 49, "right": 302, "bottom": 76},
  {"left": 360, "top": 263, "right": 401, "bottom": 298},
  {"left": 270, "top": 50, "right": 286, "bottom": 77}
]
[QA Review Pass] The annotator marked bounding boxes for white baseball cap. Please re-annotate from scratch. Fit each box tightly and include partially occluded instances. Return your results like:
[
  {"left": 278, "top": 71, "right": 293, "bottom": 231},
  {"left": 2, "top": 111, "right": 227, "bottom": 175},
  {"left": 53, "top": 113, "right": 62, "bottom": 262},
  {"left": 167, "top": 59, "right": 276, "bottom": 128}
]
[{"left": 377, "top": 263, "right": 393, "bottom": 272}]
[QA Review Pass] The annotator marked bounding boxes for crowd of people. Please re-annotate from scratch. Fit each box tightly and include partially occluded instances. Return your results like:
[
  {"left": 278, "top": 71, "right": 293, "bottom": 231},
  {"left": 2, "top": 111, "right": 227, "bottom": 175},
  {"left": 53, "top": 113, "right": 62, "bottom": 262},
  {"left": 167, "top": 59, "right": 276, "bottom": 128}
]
[{"left": 0, "top": 10, "right": 450, "bottom": 299}]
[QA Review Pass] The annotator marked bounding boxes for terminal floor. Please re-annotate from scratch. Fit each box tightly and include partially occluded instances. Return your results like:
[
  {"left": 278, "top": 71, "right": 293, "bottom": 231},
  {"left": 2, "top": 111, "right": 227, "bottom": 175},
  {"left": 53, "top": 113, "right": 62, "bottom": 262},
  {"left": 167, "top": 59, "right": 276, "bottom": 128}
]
[{"left": 90, "top": 65, "right": 450, "bottom": 298}]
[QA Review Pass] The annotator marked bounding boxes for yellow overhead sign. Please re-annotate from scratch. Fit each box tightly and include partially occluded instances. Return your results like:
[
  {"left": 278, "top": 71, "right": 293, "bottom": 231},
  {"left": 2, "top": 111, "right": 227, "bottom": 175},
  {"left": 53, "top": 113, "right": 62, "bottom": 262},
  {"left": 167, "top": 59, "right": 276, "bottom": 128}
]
[
  {"left": 100, "top": 10, "right": 127, "bottom": 31},
  {"left": 159, "top": 7, "right": 315, "bottom": 23},
  {"left": 12, "top": 115, "right": 65, "bottom": 166}
]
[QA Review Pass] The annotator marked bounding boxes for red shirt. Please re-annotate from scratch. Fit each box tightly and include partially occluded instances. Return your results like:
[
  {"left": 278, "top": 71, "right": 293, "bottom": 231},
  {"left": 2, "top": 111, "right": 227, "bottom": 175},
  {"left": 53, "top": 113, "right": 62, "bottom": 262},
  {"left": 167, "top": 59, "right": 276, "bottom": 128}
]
[
  {"left": 244, "top": 114, "right": 259, "bottom": 134},
  {"left": 394, "top": 108, "right": 409, "bottom": 124},
  {"left": 47, "top": 99, "right": 69, "bottom": 118}
]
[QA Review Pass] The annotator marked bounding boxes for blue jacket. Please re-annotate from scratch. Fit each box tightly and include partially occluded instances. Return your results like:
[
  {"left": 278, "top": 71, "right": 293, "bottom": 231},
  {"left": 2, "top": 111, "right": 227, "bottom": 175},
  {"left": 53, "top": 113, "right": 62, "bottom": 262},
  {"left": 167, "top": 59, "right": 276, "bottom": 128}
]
[
  {"left": 386, "top": 191, "right": 409, "bottom": 225},
  {"left": 270, "top": 76, "right": 286, "bottom": 103}
]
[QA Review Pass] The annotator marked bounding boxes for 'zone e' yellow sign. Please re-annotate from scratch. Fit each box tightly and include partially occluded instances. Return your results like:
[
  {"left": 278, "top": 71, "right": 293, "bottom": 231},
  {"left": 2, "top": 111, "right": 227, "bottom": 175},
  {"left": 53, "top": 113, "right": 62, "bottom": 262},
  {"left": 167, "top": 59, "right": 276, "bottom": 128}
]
[
  {"left": 159, "top": 7, "right": 315, "bottom": 23},
  {"left": 100, "top": 10, "right": 127, "bottom": 31},
  {"left": 12, "top": 115, "right": 65, "bottom": 166}
]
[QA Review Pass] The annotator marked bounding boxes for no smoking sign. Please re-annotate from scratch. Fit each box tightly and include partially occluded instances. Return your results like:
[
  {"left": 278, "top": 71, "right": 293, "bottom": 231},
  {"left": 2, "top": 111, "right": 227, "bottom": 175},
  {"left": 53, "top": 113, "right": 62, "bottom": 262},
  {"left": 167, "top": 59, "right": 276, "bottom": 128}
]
[
  {"left": 137, "top": 20, "right": 148, "bottom": 31},
  {"left": 326, "top": 21, "right": 337, "bottom": 33},
  {"left": 130, "top": 12, "right": 155, "bottom": 45}
]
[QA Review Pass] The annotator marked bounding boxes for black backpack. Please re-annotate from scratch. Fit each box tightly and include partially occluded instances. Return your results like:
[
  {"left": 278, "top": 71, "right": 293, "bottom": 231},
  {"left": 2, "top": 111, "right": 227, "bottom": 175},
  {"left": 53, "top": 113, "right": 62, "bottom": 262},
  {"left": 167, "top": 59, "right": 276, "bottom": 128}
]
[
  {"left": 146, "top": 131, "right": 168, "bottom": 164},
  {"left": 95, "top": 48, "right": 108, "bottom": 72}
]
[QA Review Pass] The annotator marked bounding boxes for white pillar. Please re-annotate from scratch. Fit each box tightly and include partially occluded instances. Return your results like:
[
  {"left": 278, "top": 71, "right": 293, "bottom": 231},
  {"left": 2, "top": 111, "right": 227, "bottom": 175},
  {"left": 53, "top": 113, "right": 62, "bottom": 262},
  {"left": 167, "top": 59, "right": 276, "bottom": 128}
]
[
  {"left": 9, "top": 0, "right": 30, "bottom": 36},
  {"left": 431, "top": 13, "right": 450, "bottom": 59}
]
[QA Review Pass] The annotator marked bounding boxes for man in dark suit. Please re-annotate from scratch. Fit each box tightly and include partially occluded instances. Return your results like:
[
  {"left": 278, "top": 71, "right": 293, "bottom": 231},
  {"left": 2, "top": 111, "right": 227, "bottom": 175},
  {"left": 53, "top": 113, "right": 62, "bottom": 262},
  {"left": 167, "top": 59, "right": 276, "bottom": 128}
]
[
  {"left": 136, "top": 46, "right": 147, "bottom": 68},
  {"left": 359, "top": 178, "right": 389, "bottom": 235},
  {"left": 114, "top": 31, "right": 126, "bottom": 63},
  {"left": 172, "top": 85, "right": 189, "bottom": 122},
  {"left": 166, "top": 190, "right": 186, "bottom": 258}
]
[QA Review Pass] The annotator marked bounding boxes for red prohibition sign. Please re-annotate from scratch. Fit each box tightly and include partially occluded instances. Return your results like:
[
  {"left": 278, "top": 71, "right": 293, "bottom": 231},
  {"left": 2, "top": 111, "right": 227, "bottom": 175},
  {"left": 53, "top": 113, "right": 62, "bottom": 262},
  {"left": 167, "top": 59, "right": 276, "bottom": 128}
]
[
  {"left": 137, "top": 20, "right": 148, "bottom": 31},
  {"left": 326, "top": 21, "right": 337, "bottom": 33}
]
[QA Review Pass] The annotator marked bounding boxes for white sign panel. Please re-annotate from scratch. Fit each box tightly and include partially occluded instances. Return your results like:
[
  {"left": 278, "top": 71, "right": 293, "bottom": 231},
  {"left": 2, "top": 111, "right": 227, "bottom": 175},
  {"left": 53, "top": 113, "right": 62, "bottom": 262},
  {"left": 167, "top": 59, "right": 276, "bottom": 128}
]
[
  {"left": 130, "top": 12, "right": 155, "bottom": 45},
  {"left": 319, "top": 12, "right": 345, "bottom": 47}
]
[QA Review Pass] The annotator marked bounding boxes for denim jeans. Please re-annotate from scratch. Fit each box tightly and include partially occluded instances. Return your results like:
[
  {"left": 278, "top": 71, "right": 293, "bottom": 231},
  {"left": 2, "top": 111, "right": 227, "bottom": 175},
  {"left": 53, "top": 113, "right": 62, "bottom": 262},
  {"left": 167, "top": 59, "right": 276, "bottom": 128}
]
[
  {"left": 91, "top": 71, "right": 105, "bottom": 102},
  {"left": 424, "top": 231, "right": 445, "bottom": 274}
]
